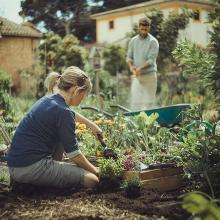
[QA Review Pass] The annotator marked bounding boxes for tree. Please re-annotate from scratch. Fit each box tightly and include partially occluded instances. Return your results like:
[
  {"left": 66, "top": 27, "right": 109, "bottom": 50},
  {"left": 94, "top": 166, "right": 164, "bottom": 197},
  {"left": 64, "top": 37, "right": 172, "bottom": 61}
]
[
  {"left": 20, "top": 0, "right": 95, "bottom": 42},
  {"left": 173, "top": 0, "right": 220, "bottom": 105},
  {"left": 208, "top": 0, "right": 220, "bottom": 102},
  {"left": 90, "top": 0, "right": 149, "bottom": 13},
  {"left": 103, "top": 44, "right": 127, "bottom": 76},
  {"left": 36, "top": 32, "right": 88, "bottom": 98},
  {"left": 20, "top": 0, "right": 150, "bottom": 42}
]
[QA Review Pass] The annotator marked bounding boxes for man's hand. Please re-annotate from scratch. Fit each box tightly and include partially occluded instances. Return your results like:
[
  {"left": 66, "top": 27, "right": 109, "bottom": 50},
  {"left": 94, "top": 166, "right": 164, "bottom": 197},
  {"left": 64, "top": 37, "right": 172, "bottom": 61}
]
[
  {"left": 129, "top": 65, "right": 137, "bottom": 76},
  {"left": 135, "top": 67, "right": 142, "bottom": 76}
]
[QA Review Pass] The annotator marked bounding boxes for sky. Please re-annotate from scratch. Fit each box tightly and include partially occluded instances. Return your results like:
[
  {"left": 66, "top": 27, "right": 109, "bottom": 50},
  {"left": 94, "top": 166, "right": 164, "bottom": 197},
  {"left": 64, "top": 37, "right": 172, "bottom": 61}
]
[{"left": 0, "top": 0, "right": 23, "bottom": 23}]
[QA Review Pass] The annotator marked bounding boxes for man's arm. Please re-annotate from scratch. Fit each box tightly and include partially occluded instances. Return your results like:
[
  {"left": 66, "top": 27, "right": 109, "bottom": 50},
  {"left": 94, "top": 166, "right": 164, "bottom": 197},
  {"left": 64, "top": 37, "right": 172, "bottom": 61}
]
[{"left": 126, "top": 39, "right": 137, "bottom": 75}]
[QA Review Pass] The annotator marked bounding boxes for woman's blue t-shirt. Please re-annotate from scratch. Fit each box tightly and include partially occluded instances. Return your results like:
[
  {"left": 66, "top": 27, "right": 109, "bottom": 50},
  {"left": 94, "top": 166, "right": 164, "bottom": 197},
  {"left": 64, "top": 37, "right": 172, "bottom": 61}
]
[{"left": 7, "top": 94, "right": 80, "bottom": 167}]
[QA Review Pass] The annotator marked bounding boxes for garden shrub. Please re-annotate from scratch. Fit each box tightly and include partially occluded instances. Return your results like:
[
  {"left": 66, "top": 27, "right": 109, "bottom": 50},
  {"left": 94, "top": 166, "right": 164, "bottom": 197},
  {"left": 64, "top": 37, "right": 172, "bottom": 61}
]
[
  {"left": 0, "top": 69, "right": 10, "bottom": 92},
  {"left": 102, "top": 44, "right": 127, "bottom": 76},
  {"left": 123, "top": 177, "right": 142, "bottom": 198},
  {"left": 84, "top": 64, "right": 117, "bottom": 99},
  {"left": 182, "top": 191, "right": 220, "bottom": 219},
  {"left": 170, "top": 106, "right": 220, "bottom": 197},
  {"left": 0, "top": 70, "right": 13, "bottom": 120},
  {"left": 98, "top": 158, "right": 124, "bottom": 190},
  {"left": 36, "top": 32, "right": 88, "bottom": 98}
]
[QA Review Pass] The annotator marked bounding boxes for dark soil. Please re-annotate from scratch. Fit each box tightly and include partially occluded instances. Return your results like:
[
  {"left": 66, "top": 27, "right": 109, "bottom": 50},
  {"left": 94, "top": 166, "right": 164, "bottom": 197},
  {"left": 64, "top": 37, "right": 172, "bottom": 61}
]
[{"left": 0, "top": 183, "right": 189, "bottom": 220}]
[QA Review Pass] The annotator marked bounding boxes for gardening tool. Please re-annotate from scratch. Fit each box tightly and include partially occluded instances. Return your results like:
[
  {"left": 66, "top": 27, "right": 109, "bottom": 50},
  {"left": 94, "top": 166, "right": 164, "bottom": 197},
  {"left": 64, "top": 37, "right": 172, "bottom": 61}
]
[
  {"left": 139, "top": 162, "right": 176, "bottom": 171},
  {"left": 97, "top": 134, "right": 117, "bottom": 160}
]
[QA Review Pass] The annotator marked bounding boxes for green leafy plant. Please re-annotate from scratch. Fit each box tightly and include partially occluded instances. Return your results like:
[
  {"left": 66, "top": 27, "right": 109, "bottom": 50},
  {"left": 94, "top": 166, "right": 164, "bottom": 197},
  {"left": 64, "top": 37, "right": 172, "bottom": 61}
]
[
  {"left": 182, "top": 191, "right": 220, "bottom": 220},
  {"left": 99, "top": 158, "right": 124, "bottom": 179},
  {"left": 123, "top": 178, "right": 142, "bottom": 198},
  {"left": 123, "top": 177, "right": 142, "bottom": 188},
  {"left": 173, "top": 40, "right": 217, "bottom": 90},
  {"left": 170, "top": 106, "right": 220, "bottom": 196},
  {"left": 98, "top": 158, "right": 124, "bottom": 191},
  {"left": 208, "top": 0, "right": 220, "bottom": 104},
  {"left": 0, "top": 70, "right": 14, "bottom": 120}
]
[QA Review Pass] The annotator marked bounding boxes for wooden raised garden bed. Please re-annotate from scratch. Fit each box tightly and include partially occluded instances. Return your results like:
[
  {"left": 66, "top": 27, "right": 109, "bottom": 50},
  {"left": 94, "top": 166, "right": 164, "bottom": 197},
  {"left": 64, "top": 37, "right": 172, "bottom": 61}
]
[
  {"left": 87, "top": 156, "right": 183, "bottom": 192},
  {"left": 124, "top": 166, "right": 183, "bottom": 192}
]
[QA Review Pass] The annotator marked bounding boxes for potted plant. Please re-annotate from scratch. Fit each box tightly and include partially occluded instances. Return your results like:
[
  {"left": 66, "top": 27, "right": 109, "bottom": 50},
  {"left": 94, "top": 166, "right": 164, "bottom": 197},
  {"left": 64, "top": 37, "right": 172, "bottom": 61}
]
[{"left": 123, "top": 177, "right": 142, "bottom": 198}]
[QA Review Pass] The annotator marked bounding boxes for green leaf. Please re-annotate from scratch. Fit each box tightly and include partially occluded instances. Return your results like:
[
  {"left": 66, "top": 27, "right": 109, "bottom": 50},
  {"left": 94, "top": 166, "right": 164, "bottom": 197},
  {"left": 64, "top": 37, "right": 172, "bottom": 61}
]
[{"left": 183, "top": 193, "right": 209, "bottom": 214}]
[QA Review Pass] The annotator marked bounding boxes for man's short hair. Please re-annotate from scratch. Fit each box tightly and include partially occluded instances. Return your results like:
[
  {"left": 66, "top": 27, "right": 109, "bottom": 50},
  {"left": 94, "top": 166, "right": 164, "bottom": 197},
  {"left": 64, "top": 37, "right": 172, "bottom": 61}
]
[{"left": 139, "top": 17, "right": 151, "bottom": 26}]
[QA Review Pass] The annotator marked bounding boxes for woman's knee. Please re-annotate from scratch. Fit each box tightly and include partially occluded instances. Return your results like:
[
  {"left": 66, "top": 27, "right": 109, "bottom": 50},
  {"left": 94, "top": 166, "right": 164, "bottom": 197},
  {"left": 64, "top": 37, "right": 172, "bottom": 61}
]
[{"left": 83, "top": 172, "right": 99, "bottom": 188}]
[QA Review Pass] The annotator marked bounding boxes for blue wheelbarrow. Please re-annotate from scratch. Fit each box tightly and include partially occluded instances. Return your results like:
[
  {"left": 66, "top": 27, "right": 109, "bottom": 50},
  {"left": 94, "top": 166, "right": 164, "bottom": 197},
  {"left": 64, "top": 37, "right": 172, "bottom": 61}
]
[{"left": 81, "top": 103, "right": 191, "bottom": 127}]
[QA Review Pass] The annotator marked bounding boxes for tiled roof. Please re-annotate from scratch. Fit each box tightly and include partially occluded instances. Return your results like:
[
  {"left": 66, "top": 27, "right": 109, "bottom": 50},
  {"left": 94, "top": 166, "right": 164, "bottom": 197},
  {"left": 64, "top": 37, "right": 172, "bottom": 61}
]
[{"left": 0, "top": 16, "right": 41, "bottom": 38}]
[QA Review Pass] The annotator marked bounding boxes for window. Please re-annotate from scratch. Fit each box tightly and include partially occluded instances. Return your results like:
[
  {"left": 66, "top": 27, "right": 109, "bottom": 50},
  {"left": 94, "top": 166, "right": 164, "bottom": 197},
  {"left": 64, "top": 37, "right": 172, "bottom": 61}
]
[
  {"left": 109, "top": 20, "right": 114, "bottom": 29},
  {"left": 192, "top": 10, "right": 200, "bottom": 21}
]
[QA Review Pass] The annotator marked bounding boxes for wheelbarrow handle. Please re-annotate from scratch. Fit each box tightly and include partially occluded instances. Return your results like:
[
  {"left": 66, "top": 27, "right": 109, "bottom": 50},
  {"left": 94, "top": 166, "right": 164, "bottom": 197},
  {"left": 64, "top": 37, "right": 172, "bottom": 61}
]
[
  {"left": 110, "top": 105, "right": 131, "bottom": 112},
  {"left": 81, "top": 106, "right": 114, "bottom": 119}
]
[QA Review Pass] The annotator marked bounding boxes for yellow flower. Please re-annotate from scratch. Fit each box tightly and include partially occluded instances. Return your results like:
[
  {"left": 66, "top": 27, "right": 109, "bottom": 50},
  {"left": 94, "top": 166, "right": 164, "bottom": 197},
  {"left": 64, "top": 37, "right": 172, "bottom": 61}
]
[
  {"left": 95, "top": 117, "right": 105, "bottom": 125},
  {"left": 105, "top": 119, "right": 114, "bottom": 126},
  {"left": 119, "top": 123, "right": 126, "bottom": 129},
  {"left": 96, "top": 149, "right": 103, "bottom": 157},
  {"left": 75, "top": 129, "right": 81, "bottom": 135}
]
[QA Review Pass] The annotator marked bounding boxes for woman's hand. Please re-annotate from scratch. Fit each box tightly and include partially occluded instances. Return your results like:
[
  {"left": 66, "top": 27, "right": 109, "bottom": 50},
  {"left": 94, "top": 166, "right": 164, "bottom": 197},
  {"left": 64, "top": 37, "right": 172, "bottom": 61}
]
[
  {"left": 90, "top": 123, "right": 103, "bottom": 141},
  {"left": 94, "top": 166, "right": 99, "bottom": 176}
]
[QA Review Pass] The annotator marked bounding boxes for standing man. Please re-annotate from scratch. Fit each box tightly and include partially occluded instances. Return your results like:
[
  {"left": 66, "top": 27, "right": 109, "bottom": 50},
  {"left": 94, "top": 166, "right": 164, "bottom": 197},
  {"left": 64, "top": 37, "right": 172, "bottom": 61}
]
[{"left": 127, "top": 17, "right": 159, "bottom": 111}]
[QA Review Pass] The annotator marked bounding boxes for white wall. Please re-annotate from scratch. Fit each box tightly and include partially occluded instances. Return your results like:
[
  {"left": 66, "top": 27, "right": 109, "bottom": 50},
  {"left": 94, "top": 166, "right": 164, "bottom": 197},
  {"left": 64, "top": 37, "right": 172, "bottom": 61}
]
[
  {"left": 178, "top": 10, "right": 211, "bottom": 46},
  {"left": 96, "top": 8, "right": 211, "bottom": 47}
]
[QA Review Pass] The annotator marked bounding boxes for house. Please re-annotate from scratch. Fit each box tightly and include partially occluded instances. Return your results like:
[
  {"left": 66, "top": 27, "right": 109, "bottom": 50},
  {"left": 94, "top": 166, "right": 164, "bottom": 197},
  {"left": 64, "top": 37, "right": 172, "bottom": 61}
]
[
  {"left": 0, "top": 16, "right": 41, "bottom": 94},
  {"left": 91, "top": 0, "right": 215, "bottom": 46}
]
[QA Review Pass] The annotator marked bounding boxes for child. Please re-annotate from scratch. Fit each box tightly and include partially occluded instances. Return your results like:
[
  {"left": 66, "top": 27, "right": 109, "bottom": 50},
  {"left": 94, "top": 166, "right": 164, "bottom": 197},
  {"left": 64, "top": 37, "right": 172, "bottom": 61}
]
[{"left": 7, "top": 66, "right": 102, "bottom": 189}]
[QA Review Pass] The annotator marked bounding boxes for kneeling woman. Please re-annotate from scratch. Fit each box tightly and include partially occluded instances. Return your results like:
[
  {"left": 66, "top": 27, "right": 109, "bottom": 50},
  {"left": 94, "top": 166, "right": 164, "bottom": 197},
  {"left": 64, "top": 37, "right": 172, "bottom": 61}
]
[{"left": 7, "top": 66, "right": 101, "bottom": 189}]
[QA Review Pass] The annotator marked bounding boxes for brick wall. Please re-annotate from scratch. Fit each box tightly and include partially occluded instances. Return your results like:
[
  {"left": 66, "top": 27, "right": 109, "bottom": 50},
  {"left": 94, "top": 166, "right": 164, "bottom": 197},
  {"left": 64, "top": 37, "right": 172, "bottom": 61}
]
[{"left": 0, "top": 36, "right": 40, "bottom": 94}]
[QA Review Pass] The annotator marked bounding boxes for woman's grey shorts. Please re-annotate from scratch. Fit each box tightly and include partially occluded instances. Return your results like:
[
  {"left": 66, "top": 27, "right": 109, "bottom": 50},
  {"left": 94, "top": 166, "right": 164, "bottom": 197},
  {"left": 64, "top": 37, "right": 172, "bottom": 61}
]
[{"left": 8, "top": 158, "right": 85, "bottom": 188}]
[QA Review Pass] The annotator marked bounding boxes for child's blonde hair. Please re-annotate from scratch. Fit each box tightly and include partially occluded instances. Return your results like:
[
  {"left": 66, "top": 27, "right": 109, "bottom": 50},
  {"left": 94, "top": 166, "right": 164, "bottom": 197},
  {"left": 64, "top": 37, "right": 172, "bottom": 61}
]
[{"left": 45, "top": 66, "right": 92, "bottom": 95}]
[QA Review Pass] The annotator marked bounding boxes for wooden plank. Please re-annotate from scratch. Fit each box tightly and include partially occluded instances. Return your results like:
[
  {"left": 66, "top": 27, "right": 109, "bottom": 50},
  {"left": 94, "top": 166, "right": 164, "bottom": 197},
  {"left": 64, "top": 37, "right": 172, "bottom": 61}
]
[
  {"left": 142, "top": 175, "right": 182, "bottom": 192},
  {"left": 124, "top": 167, "right": 183, "bottom": 181},
  {"left": 139, "top": 167, "right": 183, "bottom": 180}
]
